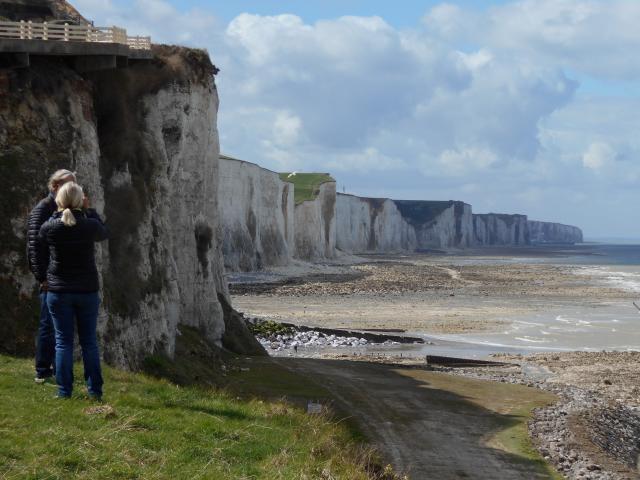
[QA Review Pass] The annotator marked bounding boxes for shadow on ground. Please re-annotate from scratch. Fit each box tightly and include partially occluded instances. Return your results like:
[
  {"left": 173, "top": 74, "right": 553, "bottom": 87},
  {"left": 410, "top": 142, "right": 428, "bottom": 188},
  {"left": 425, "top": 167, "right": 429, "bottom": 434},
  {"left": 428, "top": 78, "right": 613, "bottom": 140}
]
[{"left": 274, "top": 357, "right": 559, "bottom": 480}]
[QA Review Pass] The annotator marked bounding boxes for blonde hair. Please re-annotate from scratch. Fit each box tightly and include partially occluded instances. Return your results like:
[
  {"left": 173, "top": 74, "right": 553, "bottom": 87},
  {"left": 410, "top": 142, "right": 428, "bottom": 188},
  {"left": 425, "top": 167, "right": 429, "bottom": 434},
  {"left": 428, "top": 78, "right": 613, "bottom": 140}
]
[
  {"left": 55, "top": 182, "right": 84, "bottom": 227},
  {"left": 48, "top": 169, "right": 77, "bottom": 193}
]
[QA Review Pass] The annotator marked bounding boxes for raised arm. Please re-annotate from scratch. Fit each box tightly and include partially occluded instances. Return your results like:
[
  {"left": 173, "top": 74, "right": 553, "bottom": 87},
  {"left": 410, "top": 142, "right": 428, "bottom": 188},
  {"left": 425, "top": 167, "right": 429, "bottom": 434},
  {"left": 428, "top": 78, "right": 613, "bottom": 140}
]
[{"left": 86, "top": 209, "right": 109, "bottom": 242}]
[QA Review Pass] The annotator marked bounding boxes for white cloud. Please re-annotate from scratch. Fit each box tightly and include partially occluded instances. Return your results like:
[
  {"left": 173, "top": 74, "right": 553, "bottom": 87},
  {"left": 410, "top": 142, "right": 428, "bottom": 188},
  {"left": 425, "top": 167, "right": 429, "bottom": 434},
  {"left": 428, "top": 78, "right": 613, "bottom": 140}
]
[
  {"left": 326, "top": 148, "right": 407, "bottom": 173},
  {"left": 458, "top": 49, "right": 493, "bottom": 71},
  {"left": 215, "top": 11, "right": 579, "bottom": 180},
  {"left": 71, "top": 0, "right": 116, "bottom": 18},
  {"left": 486, "top": 0, "right": 640, "bottom": 80},
  {"left": 73, "top": 1, "right": 640, "bottom": 235},
  {"left": 582, "top": 142, "right": 616, "bottom": 171},
  {"left": 74, "top": 0, "right": 218, "bottom": 44},
  {"left": 423, "top": 3, "right": 477, "bottom": 40},
  {"left": 436, "top": 147, "right": 499, "bottom": 176},
  {"left": 272, "top": 111, "right": 302, "bottom": 146}
]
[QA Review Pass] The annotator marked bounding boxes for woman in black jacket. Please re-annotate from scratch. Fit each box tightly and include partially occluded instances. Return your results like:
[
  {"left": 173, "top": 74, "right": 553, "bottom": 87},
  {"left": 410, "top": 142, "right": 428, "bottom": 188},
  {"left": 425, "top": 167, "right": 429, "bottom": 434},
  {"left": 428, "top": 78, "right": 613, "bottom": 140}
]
[
  {"left": 39, "top": 182, "right": 108, "bottom": 399},
  {"left": 27, "top": 169, "right": 76, "bottom": 382}
]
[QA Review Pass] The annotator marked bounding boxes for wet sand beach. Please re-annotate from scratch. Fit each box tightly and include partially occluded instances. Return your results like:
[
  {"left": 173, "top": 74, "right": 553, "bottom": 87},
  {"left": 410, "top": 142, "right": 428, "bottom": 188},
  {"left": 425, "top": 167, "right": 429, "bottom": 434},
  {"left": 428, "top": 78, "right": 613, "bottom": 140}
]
[
  {"left": 231, "top": 251, "right": 637, "bottom": 340},
  {"left": 231, "top": 247, "right": 640, "bottom": 479}
]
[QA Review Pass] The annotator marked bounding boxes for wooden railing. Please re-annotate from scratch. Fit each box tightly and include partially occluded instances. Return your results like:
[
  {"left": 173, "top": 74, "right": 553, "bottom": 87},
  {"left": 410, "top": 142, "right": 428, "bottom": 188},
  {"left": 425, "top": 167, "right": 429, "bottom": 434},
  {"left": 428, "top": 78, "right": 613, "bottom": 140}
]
[{"left": 0, "top": 20, "right": 151, "bottom": 50}]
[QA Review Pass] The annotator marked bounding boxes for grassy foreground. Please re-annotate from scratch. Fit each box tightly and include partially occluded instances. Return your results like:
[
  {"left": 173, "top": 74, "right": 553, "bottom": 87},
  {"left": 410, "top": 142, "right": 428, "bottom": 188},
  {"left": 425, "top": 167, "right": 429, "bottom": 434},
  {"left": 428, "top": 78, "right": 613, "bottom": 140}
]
[
  {"left": 279, "top": 173, "right": 334, "bottom": 204},
  {"left": 0, "top": 354, "right": 385, "bottom": 480}
]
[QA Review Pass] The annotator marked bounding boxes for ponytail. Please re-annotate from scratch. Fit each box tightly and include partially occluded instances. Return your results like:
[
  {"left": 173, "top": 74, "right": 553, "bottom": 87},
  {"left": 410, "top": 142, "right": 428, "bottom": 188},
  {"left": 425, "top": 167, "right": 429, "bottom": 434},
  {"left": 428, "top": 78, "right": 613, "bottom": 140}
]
[
  {"left": 61, "top": 208, "right": 77, "bottom": 227},
  {"left": 55, "top": 182, "right": 84, "bottom": 227}
]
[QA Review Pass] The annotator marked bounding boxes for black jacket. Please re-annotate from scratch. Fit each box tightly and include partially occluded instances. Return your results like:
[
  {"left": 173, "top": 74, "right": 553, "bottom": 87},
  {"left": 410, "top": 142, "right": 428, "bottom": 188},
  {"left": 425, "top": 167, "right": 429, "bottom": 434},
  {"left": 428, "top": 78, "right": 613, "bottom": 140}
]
[
  {"left": 27, "top": 193, "right": 57, "bottom": 283},
  {"left": 39, "top": 209, "right": 109, "bottom": 293}
]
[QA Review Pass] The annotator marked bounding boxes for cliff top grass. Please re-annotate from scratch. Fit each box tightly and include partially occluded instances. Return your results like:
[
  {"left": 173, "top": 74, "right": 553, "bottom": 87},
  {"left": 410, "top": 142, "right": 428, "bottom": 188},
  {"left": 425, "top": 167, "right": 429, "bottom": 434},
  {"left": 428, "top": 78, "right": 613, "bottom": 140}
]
[
  {"left": 0, "top": 354, "right": 384, "bottom": 480},
  {"left": 279, "top": 172, "right": 335, "bottom": 205}
]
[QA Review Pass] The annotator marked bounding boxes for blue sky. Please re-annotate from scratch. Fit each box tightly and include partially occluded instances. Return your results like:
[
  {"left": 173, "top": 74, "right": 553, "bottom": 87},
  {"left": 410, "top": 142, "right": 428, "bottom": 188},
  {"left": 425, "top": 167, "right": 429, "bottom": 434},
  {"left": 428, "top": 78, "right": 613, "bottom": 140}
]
[
  {"left": 75, "top": 0, "right": 640, "bottom": 238},
  {"left": 182, "top": 0, "right": 507, "bottom": 27}
]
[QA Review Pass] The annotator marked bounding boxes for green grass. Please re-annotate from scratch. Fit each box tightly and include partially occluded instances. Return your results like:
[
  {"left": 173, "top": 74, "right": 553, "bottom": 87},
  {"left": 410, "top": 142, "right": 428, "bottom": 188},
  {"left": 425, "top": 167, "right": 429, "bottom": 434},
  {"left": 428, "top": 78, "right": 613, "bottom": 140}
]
[
  {"left": 0, "top": 355, "right": 384, "bottom": 480},
  {"left": 279, "top": 173, "right": 334, "bottom": 205}
]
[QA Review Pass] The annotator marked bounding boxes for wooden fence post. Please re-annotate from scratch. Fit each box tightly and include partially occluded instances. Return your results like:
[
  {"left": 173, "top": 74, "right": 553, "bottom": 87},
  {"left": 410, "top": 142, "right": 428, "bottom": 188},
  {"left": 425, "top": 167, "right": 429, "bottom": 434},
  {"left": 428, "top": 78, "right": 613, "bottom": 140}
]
[{"left": 0, "top": 19, "right": 149, "bottom": 47}]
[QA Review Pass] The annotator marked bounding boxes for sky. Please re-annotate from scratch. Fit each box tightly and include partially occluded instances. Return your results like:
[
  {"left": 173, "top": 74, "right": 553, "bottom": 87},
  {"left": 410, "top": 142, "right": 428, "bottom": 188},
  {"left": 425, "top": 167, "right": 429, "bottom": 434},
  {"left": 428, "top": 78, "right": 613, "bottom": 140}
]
[{"left": 74, "top": 0, "right": 640, "bottom": 239}]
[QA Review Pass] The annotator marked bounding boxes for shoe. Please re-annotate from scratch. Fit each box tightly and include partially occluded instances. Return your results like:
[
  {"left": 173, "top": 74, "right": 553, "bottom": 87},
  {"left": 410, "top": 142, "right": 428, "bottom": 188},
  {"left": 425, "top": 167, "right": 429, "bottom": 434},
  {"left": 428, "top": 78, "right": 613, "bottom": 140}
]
[{"left": 34, "top": 377, "right": 46, "bottom": 384}]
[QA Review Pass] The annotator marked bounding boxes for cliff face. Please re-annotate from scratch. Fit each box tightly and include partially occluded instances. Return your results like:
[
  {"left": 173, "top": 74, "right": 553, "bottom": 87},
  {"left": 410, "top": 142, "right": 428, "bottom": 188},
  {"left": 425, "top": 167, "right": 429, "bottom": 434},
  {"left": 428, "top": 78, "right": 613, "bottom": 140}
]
[
  {"left": 219, "top": 156, "right": 294, "bottom": 272},
  {"left": 0, "top": 47, "right": 245, "bottom": 367},
  {"left": 1, "top": 59, "right": 98, "bottom": 357},
  {"left": 294, "top": 181, "right": 337, "bottom": 260},
  {"left": 393, "top": 200, "right": 474, "bottom": 249},
  {"left": 529, "top": 221, "right": 583, "bottom": 244},
  {"left": 0, "top": 0, "right": 87, "bottom": 23},
  {"left": 335, "top": 193, "right": 416, "bottom": 253},
  {"left": 473, "top": 214, "right": 529, "bottom": 246}
]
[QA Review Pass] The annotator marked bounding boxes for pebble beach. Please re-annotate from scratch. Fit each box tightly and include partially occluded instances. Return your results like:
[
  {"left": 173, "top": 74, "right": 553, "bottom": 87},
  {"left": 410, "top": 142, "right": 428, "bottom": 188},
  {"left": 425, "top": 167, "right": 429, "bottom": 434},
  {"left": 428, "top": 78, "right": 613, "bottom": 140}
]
[{"left": 232, "top": 245, "right": 640, "bottom": 479}]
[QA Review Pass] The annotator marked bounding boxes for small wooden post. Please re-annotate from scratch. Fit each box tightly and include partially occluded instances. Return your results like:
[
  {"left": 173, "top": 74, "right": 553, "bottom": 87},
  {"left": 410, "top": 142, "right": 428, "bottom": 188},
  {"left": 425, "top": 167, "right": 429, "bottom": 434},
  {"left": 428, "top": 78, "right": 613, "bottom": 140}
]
[{"left": 64, "top": 22, "right": 69, "bottom": 41}]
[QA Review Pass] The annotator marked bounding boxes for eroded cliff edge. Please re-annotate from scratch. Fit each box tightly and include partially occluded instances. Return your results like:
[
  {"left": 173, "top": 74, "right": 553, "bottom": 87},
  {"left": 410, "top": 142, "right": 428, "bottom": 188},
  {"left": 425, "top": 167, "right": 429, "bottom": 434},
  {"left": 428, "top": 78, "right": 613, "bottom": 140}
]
[
  {"left": 293, "top": 180, "right": 337, "bottom": 260},
  {"left": 0, "top": 47, "right": 262, "bottom": 367},
  {"left": 473, "top": 214, "right": 529, "bottom": 246},
  {"left": 529, "top": 220, "right": 583, "bottom": 244},
  {"left": 334, "top": 194, "right": 582, "bottom": 254},
  {"left": 335, "top": 194, "right": 416, "bottom": 253},
  {"left": 219, "top": 155, "right": 294, "bottom": 271}
]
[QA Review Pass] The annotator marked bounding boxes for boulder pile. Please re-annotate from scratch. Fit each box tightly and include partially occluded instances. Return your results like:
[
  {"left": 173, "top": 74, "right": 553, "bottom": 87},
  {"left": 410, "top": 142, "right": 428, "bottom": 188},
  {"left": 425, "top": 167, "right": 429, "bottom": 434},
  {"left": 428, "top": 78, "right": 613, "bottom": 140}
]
[{"left": 257, "top": 330, "right": 400, "bottom": 352}]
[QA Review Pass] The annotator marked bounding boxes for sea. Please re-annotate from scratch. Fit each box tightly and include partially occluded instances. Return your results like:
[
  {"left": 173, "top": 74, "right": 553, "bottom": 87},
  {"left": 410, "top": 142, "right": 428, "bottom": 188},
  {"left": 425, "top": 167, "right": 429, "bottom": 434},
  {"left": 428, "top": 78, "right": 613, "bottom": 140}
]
[{"left": 380, "top": 243, "right": 640, "bottom": 359}]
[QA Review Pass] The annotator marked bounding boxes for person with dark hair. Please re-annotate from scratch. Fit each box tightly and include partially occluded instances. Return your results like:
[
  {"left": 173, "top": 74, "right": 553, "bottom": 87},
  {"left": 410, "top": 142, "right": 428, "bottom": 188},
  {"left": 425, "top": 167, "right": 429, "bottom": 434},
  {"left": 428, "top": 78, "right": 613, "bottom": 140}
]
[
  {"left": 27, "top": 169, "right": 76, "bottom": 383},
  {"left": 39, "top": 182, "right": 108, "bottom": 399}
]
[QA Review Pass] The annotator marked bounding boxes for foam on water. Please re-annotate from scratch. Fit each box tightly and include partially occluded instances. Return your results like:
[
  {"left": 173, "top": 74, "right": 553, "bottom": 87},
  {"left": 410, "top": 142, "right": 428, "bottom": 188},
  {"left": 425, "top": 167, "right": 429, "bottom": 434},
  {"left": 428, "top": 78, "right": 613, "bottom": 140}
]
[
  {"left": 459, "top": 302, "right": 640, "bottom": 352},
  {"left": 396, "top": 244, "right": 640, "bottom": 357},
  {"left": 576, "top": 265, "right": 640, "bottom": 293},
  {"left": 514, "top": 336, "right": 549, "bottom": 344}
]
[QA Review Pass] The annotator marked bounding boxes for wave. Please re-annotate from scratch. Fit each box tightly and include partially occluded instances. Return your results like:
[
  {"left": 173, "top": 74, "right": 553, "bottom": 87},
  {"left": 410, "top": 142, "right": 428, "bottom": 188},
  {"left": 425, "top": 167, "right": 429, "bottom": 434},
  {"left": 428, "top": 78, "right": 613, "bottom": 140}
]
[
  {"left": 555, "top": 315, "right": 572, "bottom": 323},
  {"left": 578, "top": 265, "right": 640, "bottom": 293},
  {"left": 514, "top": 336, "right": 549, "bottom": 344},
  {"left": 426, "top": 335, "right": 572, "bottom": 351},
  {"left": 513, "top": 320, "right": 545, "bottom": 327}
]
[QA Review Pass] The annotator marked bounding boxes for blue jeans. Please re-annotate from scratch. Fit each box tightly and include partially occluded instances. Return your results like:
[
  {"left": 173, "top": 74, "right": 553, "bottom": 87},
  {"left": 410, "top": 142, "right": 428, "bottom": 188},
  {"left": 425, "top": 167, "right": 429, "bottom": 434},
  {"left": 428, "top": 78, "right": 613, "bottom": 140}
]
[
  {"left": 35, "top": 292, "right": 55, "bottom": 378},
  {"left": 47, "top": 292, "right": 103, "bottom": 398}
]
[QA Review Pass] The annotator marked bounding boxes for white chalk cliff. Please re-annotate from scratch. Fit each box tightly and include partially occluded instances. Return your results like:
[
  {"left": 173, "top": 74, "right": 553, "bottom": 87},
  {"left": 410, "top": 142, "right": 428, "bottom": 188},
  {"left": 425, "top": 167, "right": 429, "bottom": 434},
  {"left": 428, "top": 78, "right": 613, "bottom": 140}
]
[
  {"left": 529, "top": 221, "right": 584, "bottom": 244},
  {"left": 219, "top": 156, "right": 294, "bottom": 271},
  {"left": 0, "top": 47, "right": 258, "bottom": 367},
  {"left": 293, "top": 181, "right": 337, "bottom": 260},
  {"left": 335, "top": 194, "right": 416, "bottom": 253},
  {"left": 473, "top": 214, "right": 529, "bottom": 246}
]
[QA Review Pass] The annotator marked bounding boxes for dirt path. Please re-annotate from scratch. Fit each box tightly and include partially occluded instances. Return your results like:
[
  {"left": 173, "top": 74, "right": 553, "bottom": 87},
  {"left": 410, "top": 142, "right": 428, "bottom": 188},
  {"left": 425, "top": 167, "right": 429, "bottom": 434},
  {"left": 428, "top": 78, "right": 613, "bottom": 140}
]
[{"left": 279, "top": 358, "right": 557, "bottom": 480}]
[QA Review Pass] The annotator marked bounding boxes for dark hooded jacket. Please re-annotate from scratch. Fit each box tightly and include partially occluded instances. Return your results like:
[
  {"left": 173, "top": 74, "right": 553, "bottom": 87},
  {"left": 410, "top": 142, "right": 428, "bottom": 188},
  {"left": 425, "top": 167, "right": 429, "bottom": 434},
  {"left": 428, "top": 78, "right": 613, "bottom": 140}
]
[
  {"left": 38, "top": 209, "right": 109, "bottom": 293},
  {"left": 27, "top": 193, "right": 57, "bottom": 283}
]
